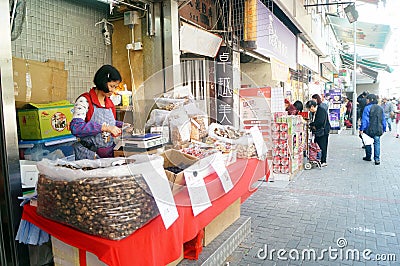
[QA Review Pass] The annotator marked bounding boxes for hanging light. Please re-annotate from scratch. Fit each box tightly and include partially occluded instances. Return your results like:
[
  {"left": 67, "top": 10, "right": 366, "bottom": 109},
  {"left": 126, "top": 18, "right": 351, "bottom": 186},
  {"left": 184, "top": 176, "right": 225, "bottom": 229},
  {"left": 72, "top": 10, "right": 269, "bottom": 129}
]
[{"left": 344, "top": 3, "right": 358, "bottom": 23}]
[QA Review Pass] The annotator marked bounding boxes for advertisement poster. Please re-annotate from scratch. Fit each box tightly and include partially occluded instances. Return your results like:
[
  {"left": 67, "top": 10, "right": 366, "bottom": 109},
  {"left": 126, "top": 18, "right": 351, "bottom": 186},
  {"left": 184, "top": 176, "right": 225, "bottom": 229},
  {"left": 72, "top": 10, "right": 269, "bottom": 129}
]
[
  {"left": 239, "top": 87, "right": 272, "bottom": 147},
  {"left": 328, "top": 89, "right": 342, "bottom": 130},
  {"left": 329, "top": 108, "right": 341, "bottom": 130}
]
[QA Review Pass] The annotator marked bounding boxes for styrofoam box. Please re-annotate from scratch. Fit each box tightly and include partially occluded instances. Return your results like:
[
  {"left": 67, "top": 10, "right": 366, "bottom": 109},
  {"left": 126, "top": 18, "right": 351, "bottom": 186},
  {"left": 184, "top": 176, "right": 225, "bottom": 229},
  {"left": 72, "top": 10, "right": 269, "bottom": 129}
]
[
  {"left": 20, "top": 160, "right": 39, "bottom": 188},
  {"left": 51, "top": 237, "right": 106, "bottom": 266}
]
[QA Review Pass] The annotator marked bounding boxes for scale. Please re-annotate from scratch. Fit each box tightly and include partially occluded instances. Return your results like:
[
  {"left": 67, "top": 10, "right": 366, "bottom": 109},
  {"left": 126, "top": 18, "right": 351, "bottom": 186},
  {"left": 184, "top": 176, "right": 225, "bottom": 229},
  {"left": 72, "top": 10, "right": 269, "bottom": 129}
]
[{"left": 114, "top": 133, "right": 168, "bottom": 151}]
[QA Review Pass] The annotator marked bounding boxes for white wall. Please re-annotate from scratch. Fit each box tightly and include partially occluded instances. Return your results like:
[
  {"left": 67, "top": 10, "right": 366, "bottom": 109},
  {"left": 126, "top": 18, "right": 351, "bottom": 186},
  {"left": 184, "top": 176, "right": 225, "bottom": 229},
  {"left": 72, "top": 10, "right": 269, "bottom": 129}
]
[{"left": 11, "top": 0, "right": 109, "bottom": 102}]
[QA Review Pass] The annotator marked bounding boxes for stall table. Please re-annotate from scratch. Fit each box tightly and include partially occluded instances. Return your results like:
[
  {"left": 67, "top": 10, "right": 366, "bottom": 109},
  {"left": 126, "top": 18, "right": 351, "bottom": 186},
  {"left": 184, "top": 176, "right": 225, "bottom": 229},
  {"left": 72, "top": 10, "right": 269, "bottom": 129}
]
[{"left": 22, "top": 158, "right": 267, "bottom": 266}]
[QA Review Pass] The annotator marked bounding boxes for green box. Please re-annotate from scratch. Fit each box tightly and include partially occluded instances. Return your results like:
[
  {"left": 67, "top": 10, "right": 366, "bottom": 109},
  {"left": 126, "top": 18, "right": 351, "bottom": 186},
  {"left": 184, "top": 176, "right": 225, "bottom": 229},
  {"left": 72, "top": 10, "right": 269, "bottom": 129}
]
[{"left": 18, "top": 100, "right": 74, "bottom": 140}]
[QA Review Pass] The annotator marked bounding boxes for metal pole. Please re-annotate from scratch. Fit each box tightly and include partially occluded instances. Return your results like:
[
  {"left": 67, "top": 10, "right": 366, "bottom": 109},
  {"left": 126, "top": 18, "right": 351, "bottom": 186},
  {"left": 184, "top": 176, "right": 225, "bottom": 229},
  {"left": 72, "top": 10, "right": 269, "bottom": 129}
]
[{"left": 352, "top": 21, "right": 357, "bottom": 135}]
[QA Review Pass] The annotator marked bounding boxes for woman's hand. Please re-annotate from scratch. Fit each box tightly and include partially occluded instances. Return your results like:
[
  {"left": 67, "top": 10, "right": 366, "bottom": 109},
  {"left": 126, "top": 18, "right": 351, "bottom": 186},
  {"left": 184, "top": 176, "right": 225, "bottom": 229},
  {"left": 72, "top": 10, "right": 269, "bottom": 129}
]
[
  {"left": 122, "top": 123, "right": 134, "bottom": 134},
  {"left": 102, "top": 124, "right": 122, "bottom": 137}
]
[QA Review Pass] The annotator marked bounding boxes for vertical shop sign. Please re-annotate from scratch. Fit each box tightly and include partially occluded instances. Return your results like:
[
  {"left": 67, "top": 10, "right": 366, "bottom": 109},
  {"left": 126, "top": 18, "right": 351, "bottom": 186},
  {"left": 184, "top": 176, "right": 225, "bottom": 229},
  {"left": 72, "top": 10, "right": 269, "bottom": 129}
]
[
  {"left": 328, "top": 89, "right": 342, "bottom": 130},
  {"left": 216, "top": 46, "right": 234, "bottom": 125},
  {"left": 244, "top": 0, "right": 258, "bottom": 43}
]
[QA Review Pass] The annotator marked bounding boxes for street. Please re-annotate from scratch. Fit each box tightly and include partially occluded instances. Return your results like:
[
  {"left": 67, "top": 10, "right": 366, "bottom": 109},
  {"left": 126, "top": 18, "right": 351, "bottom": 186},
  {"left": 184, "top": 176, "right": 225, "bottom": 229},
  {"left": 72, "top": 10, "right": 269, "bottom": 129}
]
[{"left": 226, "top": 128, "right": 400, "bottom": 266}]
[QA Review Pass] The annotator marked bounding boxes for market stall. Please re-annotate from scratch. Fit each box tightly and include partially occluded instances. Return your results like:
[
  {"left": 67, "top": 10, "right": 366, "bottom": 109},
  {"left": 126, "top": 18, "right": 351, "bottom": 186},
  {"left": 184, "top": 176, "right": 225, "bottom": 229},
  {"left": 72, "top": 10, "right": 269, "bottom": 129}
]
[{"left": 21, "top": 158, "right": 266, "bottom": 265}]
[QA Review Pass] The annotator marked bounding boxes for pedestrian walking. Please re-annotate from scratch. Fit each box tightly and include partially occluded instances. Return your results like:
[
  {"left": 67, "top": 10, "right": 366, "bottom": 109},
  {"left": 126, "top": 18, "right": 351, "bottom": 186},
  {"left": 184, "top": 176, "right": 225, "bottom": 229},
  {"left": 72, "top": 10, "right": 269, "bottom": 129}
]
[
  {"left": 381, "top": 97, "right": 395, "bottom": 132},
  {"left": 359, "top": 94, "right": 386, "bottom": 165},
  {"left": 395, "top": 99, "right": 400, "bottom": 138},
  {"left": 305, "top": 100, "right": 331, "bottom": 167},
  {"left": 357, "top": 91, "right": 369, "bottom": 125}
]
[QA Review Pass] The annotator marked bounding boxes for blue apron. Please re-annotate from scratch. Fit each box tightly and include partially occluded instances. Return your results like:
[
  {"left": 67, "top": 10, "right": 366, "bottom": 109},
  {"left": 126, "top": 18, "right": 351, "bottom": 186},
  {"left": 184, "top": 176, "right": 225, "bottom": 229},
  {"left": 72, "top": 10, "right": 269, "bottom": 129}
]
[{"left": 74, "top": 105, "right": 116, "bottom": 160}]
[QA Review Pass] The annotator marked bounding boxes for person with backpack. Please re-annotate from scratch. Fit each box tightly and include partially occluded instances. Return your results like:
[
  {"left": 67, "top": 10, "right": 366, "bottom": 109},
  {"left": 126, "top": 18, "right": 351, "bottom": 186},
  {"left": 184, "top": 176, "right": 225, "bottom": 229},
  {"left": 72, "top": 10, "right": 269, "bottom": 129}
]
[
  {"left": 359, "top": 94, "right": 386, "bottom": 165},
  {"left": 70, "top": 65, "right": 128, "bottom": 160}
]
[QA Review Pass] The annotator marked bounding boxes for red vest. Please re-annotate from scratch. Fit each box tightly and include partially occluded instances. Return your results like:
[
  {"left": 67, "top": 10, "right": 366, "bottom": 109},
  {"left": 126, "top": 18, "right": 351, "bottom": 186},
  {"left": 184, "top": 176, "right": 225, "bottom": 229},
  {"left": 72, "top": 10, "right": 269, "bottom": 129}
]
[{"left": 79, "top": 88, "right": 116, "bottom": 122}]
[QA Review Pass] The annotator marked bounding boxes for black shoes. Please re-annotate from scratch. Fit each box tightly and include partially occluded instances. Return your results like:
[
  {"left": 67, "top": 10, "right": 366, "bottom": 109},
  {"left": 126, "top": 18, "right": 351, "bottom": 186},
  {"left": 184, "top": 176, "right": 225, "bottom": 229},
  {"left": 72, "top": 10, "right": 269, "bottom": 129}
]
[{"left": 362, "top": 157, "right": 380, "bottom": 165}]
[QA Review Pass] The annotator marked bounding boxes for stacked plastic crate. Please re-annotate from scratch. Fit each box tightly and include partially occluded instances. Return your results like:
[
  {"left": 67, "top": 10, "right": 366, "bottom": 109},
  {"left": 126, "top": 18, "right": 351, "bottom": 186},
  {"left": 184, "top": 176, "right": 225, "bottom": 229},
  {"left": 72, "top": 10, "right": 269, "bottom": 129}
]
[{"left": 271, "top": 114, "right": 305, "bottom": 180}]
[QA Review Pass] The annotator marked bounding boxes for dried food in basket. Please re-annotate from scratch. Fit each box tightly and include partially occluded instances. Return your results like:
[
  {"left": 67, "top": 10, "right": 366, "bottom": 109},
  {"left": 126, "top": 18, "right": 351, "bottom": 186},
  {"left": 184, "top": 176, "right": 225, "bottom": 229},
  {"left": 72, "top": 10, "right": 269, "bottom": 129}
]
[
  {"left": 37, "top": 173, "right": 159, "bottom": 240},
  {"left": 36, "top": 157, "right": 161, "bottom": 240},
  {"left": 236, "top": 143, "right": 258, "bottom": 158},
  {"left": 208, "top": 123, "right": 249, "bottom": 144}
]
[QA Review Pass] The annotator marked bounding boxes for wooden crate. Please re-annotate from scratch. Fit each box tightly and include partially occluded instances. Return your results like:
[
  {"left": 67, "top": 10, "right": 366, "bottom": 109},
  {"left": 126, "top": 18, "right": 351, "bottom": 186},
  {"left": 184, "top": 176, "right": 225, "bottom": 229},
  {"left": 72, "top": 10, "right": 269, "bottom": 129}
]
[{"left": 203, "top": 198, "right": 241, "bottom": 246}]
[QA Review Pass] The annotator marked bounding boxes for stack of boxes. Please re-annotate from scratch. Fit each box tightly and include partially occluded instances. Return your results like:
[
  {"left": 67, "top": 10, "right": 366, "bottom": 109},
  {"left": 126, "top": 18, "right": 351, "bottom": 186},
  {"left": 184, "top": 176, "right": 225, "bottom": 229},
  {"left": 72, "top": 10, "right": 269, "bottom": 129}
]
[{"left": 271, "top": 114, "right": 305, "bottom": 180}]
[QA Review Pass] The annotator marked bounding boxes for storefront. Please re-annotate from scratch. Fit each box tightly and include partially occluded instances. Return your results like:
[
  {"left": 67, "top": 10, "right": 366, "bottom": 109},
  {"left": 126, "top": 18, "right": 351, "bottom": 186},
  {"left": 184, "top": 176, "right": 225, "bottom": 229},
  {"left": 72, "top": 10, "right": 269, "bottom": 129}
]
[{"left": 0, "top": 1, "right": 270, "bottom": 265}]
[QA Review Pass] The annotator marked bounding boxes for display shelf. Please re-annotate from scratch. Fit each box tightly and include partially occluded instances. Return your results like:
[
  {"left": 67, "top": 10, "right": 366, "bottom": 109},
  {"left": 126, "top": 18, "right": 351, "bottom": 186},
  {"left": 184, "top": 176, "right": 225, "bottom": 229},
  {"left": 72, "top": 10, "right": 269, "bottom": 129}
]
[
  {"left": 18, "top": 135, "right": 77, "bottom": 149},
  {"left": 21, "top": 158, "right": 266, "bottom": 266},
  {"left": 18, "top": 135, "right": 76, "bottom": 161}
]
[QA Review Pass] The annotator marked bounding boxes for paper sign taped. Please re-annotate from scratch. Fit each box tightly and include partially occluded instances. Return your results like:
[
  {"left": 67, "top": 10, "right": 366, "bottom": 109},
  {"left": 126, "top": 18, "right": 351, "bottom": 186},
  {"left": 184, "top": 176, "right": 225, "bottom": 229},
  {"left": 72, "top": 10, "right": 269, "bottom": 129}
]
[{"left": 184, "top": 169, "right": 212, "bottom": 216}]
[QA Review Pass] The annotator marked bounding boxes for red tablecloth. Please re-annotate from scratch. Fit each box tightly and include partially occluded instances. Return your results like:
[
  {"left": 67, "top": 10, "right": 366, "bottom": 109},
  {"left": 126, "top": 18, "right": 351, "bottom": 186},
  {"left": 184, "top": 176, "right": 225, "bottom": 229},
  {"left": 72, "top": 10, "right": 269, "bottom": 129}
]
[{"left": 22, "top": 158, "right": 267, "bottom": 266}]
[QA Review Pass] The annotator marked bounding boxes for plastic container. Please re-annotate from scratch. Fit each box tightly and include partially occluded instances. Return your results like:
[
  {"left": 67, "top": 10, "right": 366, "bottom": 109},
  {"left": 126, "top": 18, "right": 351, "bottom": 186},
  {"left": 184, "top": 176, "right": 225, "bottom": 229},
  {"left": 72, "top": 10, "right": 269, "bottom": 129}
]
[
  {"left": 271, "top": 123, "right": 280, "bottom": 132},
  {"left": 118, "top": 90, "right": 132, "bottom": 106},
  {"left": 273, "top": 156, "right": 281, "bottom": 165}
]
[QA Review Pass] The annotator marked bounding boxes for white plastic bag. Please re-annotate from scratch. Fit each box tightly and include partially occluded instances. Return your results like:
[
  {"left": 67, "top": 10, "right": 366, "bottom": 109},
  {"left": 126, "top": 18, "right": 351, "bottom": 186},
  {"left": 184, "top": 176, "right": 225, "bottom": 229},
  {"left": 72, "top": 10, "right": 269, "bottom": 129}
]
[{"left": 361, "top": 133, "right": 374, "bottom": 145}]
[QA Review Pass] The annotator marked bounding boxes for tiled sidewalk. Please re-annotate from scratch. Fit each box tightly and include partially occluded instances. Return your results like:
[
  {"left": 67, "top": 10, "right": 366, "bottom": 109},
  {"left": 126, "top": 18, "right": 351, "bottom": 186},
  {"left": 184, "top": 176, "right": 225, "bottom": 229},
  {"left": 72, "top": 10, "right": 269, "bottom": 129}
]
[{"left": 226, "top": 129, "right": 400, "bottom": 266}]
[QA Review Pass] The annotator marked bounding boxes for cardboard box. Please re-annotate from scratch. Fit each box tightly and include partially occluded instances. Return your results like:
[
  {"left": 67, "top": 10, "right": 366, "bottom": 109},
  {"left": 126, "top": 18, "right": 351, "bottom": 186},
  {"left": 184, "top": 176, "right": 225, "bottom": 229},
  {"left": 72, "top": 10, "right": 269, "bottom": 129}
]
[
  {"left": 51, "top": 237, "right": 106, "bottom": 266},
  {"left": 18, "top": 100, "right": 74, "bottom": 140},
  {"left": 203, "top": 198, "right": 241, "bottom": 246},
  {"left": 45, "top": 59, "right": 65, "bottom": 70},
  {"left": 160, "top": 149, "right": 198, "bottom": 193},
  {"left": 12, "top": 57, "right": 68, "bottom": 108}
]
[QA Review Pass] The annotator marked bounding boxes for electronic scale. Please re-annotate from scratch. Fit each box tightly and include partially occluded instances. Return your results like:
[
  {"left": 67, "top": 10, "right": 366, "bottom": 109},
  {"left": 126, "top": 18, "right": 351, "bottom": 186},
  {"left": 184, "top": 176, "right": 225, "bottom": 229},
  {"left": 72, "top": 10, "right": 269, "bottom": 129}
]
[{"left": 114, "top": 133, "right": 168, "bottom": 151}]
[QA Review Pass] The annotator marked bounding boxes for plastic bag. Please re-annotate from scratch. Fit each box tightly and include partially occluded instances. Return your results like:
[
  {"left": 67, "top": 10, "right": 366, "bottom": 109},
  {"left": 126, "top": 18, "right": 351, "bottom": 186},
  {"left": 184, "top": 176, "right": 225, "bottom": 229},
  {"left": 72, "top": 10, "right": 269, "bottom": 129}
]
[
  {"left": 145, "top": 109, "right": 171, "bottom": 128},
  {"left": 154, "top": 97, "right": 186, "bottom": 110},
  {"left": 36, "top": 155, "right": 163, "bottom": 240},
  {"left": 169, "top": 109, "right": 191, "bottom": 149},
  {"left": 208, "top": 123, "right": 251, "bottom": 145}
]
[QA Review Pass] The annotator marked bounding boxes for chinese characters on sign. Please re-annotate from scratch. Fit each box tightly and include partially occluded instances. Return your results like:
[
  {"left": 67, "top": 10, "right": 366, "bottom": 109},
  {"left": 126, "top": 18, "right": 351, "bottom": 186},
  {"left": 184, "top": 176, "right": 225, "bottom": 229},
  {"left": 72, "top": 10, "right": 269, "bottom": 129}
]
[
  {"left": 216, "top": 46, "right": 234, "bottom": 125},
  {"left": 179, "top": 0, "right": 216, "bottom": 30}
]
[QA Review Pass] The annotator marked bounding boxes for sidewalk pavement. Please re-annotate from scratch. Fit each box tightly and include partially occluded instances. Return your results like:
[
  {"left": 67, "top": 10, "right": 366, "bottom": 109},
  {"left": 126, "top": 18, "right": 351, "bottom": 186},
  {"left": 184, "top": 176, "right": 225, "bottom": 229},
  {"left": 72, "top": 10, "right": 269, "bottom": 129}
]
[{"left": 226, "top": 129, "right": 400, "bottom": 266}]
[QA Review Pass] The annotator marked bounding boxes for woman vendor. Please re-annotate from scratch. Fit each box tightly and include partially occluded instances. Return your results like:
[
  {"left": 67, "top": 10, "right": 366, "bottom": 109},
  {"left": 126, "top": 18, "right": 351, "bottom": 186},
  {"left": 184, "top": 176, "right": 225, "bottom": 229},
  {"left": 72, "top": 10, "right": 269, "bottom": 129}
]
[{"left": 70, "top": 65, "right": 128, "bottom": 160}]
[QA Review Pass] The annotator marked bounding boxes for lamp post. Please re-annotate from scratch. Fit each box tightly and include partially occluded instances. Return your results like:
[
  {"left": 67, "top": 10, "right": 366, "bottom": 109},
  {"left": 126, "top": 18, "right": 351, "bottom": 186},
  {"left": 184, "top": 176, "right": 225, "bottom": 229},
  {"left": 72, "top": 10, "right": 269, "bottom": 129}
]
[
  {"left": 352, "top": 21, "right": 357, "bottom": 135},
  {"left": 344, "top": 2, "right": 359, "bottom": 135}
]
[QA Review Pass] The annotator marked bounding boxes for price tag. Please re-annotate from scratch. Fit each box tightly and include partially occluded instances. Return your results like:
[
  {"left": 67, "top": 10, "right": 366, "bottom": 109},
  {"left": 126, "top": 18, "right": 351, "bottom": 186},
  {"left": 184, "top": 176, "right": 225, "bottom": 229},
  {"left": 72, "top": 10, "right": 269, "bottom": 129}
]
[
  {"left": 250, "top": 126, "right": 267, "bottom": 160},
  {"left": 128, "top": 159, "right": 179, "bottom": 229},
  {"left": 179, "top": 122, "right": 191, "bottom": 142},
  {"left": 184, "top": 169, "right": 212, "bottom": 216},
  {"left": 211, "top": 153, "right": 233, "bottom": 193}
]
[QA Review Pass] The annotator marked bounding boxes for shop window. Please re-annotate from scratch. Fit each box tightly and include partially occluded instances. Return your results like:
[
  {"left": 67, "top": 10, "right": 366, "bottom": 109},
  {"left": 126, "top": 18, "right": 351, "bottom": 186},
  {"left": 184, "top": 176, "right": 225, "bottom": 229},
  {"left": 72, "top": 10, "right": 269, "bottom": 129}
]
[{"left": 180, "top": 58, "right": 211, "bottom": 119}]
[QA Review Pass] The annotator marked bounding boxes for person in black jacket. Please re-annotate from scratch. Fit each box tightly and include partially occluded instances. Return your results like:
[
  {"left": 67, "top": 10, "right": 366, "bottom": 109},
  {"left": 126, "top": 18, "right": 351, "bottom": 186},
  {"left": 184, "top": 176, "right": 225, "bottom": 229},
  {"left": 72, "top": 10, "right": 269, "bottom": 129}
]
[
  {"left": 306, "top": 100, "right": 331, "bottom": 167},
  {"left": 359, "top": 94, "right": 386, "bottom": 165},
  {"left": 357, "top": 91, "right": 369, "bottom": 123}
]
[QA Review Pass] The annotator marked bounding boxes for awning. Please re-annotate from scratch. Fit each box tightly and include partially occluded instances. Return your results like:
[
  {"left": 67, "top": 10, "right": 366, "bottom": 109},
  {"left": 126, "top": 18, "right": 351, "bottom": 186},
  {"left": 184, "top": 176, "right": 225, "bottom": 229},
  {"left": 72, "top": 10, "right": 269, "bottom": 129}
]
[
  {"left": 328, "top": 15, "right": 391, "bottom": 50},
  {"left": 358, "top": 0, "right": 383, "bottom": 4},
  {"left": 340, "top": 53, "right": 394, "bottom": 73}
]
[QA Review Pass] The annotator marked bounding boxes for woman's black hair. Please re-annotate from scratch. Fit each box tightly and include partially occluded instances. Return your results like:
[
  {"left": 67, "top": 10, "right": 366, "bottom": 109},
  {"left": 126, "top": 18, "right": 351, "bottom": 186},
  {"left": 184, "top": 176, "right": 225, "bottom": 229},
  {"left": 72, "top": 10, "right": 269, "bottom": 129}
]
[
  {"left": 366, "top": 93, "right": 378, "bottom": 104},
  {"left": 293, "top": 100, "right": 303, "bottom": 112},
  {"left": 311, "top": 94, "right": 322, "bottom": 105},
  {"left": 305, "top": 100, "right": 317, "bottom": 109},
  {"left": 93, "top": 65, "right": 122, "bottom": 93}
]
